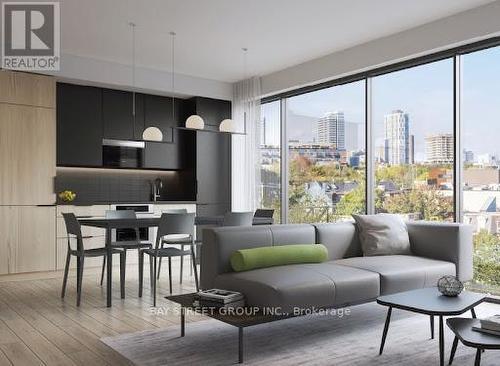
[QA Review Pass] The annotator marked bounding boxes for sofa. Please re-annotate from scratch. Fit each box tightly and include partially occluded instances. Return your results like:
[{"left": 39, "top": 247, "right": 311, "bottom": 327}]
[{"left": 200, "top": 221, "right": 473, "bottom": 311}]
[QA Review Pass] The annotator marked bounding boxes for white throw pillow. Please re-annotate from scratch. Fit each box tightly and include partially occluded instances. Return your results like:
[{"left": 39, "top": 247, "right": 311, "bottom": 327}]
[{"left": 352, "top": 214, "right": 411, "bottom": 256}]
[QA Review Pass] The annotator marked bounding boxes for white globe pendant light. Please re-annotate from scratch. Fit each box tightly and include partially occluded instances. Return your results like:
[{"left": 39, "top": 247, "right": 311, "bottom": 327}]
[
  {"left": 186, "top": 114, "right": 205, "bottom": 130},
  {"left": 142, "top": 126, "right": 163, "bottom": 141},
  {"left": 219, "top": 118, "right": 234, "bottom": 132}
]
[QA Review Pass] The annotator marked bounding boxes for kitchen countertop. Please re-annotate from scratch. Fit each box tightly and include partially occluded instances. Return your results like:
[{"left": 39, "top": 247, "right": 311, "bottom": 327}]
[{"left": 57, "top": 200, "right": 197, "bottom": 206}]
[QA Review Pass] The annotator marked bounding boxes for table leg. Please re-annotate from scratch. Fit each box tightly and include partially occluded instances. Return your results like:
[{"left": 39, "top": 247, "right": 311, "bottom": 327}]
[
  {"left": 471, "top": 308, "right": 477, "bottom": 319},
  {"left": 430, "top": 315, "right": 434, "bottom": 339},
  {"left": 379, "top": 307, "right": 392, "bottom": 355},
  {"left": 238, "top": 327, "right": 244, "bottom": 364},
  {"left": 106, "top": 227, "right": 112, "bottom": 308},
  {"left": 181, "top": 307, "right": 185, "bottom": 337},
  {"left": 449, "top": 336, "right": 458, "bottom": 365},
  {"left": 474, "top": 348, "right": 482, "bottom": 366},
  {"left": 439, "top": 315, "right": 444, "bottom": 366}
]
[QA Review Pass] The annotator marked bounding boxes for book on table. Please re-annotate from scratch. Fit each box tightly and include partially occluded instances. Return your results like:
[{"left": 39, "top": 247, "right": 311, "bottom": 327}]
[
  {"left": 472, "top": 326, "right": 500, "bottom": 338},
  {"left": 196, "top": 289, "right": 244, "bottom": 304},
  {"left": 480, "top": 314, "right": 500, "bottom": 332}
]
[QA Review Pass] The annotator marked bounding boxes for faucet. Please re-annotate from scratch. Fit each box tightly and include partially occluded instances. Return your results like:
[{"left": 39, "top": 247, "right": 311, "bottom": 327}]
[{"left": 152, "top": 178, "right": 163, "bottom": 202}]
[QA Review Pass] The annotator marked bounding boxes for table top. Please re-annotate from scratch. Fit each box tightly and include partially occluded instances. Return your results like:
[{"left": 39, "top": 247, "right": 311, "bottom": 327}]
[
  {"left": 377, "top": 288, "right": 486, "bottom": 316},
  {"left": 78, "top": 215, "right": 273, "bottom": 228},
  {"left": 447, "top": 318, "right": 500, "bottom": 349},
  {"left": 166, "top": 293, "right": 292, "bottom": 328}
]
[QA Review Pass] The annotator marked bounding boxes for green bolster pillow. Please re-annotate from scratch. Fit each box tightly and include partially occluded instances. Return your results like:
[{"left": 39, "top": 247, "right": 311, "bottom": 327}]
[{"left": 230, "top": 244, "right": 328, "bottom": 272}]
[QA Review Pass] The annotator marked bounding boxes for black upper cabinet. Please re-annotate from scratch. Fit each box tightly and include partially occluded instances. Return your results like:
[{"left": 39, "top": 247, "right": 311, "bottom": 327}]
[
  {"left": 143, "top": 95, "right": 182, "bottom": 143},
  {"left": 183, "top": 97, "right": 232, "bottom": 130},
  {"left": 57, "top": 83, "right": 103, "bottom": 167},
  {"left": 102, "top": 89, "right": 144, "bottom": 140}
]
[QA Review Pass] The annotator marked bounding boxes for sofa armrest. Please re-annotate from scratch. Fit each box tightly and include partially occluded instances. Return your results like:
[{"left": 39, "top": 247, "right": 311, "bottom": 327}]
[{"left": 406, "top": 222, "right": 473, "bottom": 282}]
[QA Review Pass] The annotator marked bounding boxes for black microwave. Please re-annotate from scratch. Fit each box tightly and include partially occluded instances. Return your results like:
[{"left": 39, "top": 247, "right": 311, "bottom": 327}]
[{"left": 102, "top": 139, "right": 144, "bottom": 168}]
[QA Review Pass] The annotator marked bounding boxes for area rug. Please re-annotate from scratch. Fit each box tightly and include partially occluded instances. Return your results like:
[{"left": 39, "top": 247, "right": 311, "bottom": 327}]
[{"left": 101, "top": 302, "right": 498, "bottom": 365}]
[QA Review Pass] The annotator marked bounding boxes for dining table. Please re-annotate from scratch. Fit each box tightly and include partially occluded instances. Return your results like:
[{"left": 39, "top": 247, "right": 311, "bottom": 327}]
[{"left": 78, "top": 215, "right": 273, "bottom": 307}]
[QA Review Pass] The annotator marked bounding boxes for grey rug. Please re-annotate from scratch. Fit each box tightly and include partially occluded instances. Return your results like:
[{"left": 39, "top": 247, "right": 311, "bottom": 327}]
[{"left": 101, "top": 302, "right": 498, "bottom": 365}]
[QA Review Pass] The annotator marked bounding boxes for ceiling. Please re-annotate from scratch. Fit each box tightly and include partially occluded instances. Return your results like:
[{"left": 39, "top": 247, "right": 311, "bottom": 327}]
[{"left": 59, "top": 0, "right": 495, "bottom": 83}]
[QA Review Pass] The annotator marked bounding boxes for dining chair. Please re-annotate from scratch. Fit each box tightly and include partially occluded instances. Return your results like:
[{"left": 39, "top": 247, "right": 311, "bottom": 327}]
[
  {"left": 100, "top": 210, "right": 152, "bottom": 288},
  {"left": 157, "top": 208, "right": 191, "bottom": 281},
  {"left": 139, "top": 213, "right": 199, "bottom": 306},
  {"left": 223, "top": 211, "right": 254, "bottom": 226},
  {"left": 61, "top": 213, "right": 126, "bottom": 306}
]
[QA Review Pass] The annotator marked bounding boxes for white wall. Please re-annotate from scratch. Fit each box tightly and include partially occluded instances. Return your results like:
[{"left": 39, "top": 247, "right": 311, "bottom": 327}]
[
  {"left": 261, "top": 1, "right": 500, "bottom": 97},
  {"left": 43, "top": 53, "right": 233, "bottom": 100}
]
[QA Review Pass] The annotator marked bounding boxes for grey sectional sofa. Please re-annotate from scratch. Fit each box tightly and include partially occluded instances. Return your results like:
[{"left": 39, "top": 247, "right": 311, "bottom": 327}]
[{"left": 200, "top": 222, "right": 473, "bottom": 311}]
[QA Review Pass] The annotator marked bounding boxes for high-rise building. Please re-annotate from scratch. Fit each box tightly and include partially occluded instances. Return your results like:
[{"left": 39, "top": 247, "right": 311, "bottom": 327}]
[
  {"left": 316, "top": 111, "right": 345, "bottom": 150},
  {"left": 425, "top": 134, "right": 454, "bottom": 164},
  {"left": 344, "top": 121, "right": 359, "bottom": 151},
  {"left": 464, "top": 149, "right": 474, "bottom": 164},
  {"left": 384, "top": 110, "right": 413, "bottom": 165}
]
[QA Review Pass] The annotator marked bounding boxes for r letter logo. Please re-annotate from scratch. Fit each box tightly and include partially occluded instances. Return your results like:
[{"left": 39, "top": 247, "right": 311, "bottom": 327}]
[{"left": 2, "top": 2, "right": 60, "bottom": 70}]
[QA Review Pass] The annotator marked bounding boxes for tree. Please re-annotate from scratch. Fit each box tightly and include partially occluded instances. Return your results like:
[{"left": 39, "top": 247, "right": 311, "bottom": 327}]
[{"left": 335, "top": 184, "right": 365, "bottom": 218}]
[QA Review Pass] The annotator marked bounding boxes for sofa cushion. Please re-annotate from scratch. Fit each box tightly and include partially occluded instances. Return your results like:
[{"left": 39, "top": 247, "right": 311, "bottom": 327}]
[
  {"left": 300, "top": 262, "right": 380, "bottom": 305},
  {"left": 314, "top": 222, "right": 362, "bottom": 260},
  {"left": 214, "top": 262, "right": 380, "bottom": 311},
  {"left": 230, "top": 244, "right": 328, "bottom": 272},
  {"left": 334, "top": 255, "right": 455, "bottom": 295},
  {"left": 352, "top": 214, "right": 411, "bottom": 256}
]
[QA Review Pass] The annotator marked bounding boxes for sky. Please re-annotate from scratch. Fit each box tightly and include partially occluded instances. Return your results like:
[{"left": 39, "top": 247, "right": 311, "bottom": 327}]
[{"left": 261, "top": 45, "right": 500, "bottom": 162}]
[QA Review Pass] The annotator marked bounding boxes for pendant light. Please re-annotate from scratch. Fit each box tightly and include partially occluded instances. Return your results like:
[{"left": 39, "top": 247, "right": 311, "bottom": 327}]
[
  {"left": 140, "top": 27, "right": 163, "bottom": 142},
  {"left": 184, "top": 35, "right": 205, "bottom": 130}
]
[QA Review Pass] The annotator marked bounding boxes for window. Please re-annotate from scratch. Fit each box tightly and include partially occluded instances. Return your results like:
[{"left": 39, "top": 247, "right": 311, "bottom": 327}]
[
  {"left": 372, "top": 59, "right": 455, "bottom": 221},
  {"left": 285, "top": 81, "right": 366, "bottom": 223},
  {"left": 259, "top": 101, "right": 281, "bottom": 222},
  {"left": 462, "top": 46, "right": 500, "bottom": 294}
]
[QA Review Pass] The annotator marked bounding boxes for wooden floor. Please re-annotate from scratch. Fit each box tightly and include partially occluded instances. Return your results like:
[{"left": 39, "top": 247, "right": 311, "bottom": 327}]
[{"left": 0, "top": 261, "right": 205, "bottom": 365}]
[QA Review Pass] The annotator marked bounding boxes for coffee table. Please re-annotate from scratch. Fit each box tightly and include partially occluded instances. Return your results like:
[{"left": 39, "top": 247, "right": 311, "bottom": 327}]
[
  {"left": 166, "top": 293, "right": 293, "bottom": 363},
  {"left": 447, "top": 318, "right": 500, "bottom": 366},
  {"left": 377, "top": 287, "right": 485, "bottom": 366}
]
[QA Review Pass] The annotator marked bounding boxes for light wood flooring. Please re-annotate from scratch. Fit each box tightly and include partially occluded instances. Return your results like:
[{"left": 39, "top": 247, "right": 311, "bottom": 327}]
[{"left": 0, "top": 261, "right": 204, "bottom": 365}]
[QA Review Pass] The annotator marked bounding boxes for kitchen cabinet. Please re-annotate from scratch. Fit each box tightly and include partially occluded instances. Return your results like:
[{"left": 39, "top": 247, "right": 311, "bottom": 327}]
[
  {"left": 0, "top": 70, "right": 55, "bottom": 108},
  {"left": 144, "top": 95, "right": 182, "bottom": 142},
  {"left": 57, "top": 83, "right": 103, "bottom": 167},
  {"left": 144, "top": 141, "right": 183, "bottom": 170},
  {"left": 103, "top": 89, "right": 144, "bottom": 140},
  {"left": 0, "top": 206, "right": 56, "bottom": 274},
  {"left": 0, "top": 103, "right": 56, "bottom": 205},
  {"left": 184, "top": 97, "right": 231, "bottom": 128},
  {"left": 196, "top": 131, "right": 231, "bottom": 204}
]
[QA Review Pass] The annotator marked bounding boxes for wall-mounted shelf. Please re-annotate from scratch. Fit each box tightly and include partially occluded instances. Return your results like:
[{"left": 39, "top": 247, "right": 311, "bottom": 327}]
[{"left": 174, "top": 127, "right": 246, "bottom": 135}]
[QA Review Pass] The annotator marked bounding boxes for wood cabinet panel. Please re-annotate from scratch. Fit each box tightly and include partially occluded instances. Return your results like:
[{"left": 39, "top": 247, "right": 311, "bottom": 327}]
[
  {"left": 0, "top": 206, "right": 55, "bottom": 274},
  {"left": 17, "top": 206, "right": 56, "bottom": 273},
  {"left": 0, "top": 104, "right": 56, "bottom": 205},
  {"left": 0, "top": 70, "right": 55, "bottom": 108}
]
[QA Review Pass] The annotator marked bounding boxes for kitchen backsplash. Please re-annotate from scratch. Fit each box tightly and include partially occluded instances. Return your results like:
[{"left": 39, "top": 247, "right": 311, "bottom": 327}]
[{"left": 55, "top": 168, "right": 196, "bottom": 203}]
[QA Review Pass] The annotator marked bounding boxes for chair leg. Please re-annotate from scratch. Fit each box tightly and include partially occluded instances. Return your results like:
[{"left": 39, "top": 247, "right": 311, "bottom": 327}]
[
  {"left": 157, "top": 242, "right": 164, "bottom": 280},
  {"left": 120, "top": 251, "right": 126, "bottom": 299},
  {"left": 76, "top": 256, "right": 85, "bottom": 307},
  {"left": 168, "top": 256, "right": 173, "bottom": 294},
  {"left": 180, "top": 247, "right": 184, "bottom": 285},
  {"left": 138, "top": 251, "right": 144, "bottom": 297},
  {"left": 61, "top": 251, "right": 71, "bottom": 298},
  {"left": 100, "top": 256, "right": 106, "bottom": 286},
  {"left": 149, "top": 255, "right": 154, "bottom": 290},
  {"left": 153, "top": 256, "right": 157, "bottom": 307},
  {"left": 191, "top": 245, "right": 199, "bottom": 291}
]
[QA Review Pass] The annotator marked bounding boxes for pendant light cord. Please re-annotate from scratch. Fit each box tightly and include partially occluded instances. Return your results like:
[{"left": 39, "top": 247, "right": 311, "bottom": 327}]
[
  {"left": 170, "top": 32, "right": 176, "bottom": 122},
  {"left": 130, "top": 22, "right": 136, "bottom": 117}
]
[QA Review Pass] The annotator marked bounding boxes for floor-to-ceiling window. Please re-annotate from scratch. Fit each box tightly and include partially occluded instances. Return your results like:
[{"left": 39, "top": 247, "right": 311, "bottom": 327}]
[
  {"left": 372, "top": 59, "right": 455, "bottom": 221},
  {"left": 462, "top": 46, "right": 500, "bottom": 295},
  {"left": 284, "top": 81, "right": 366, "bottom": 223},
  {"left": 259, "top": 101, "right": 281, "bottom": 222}
]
